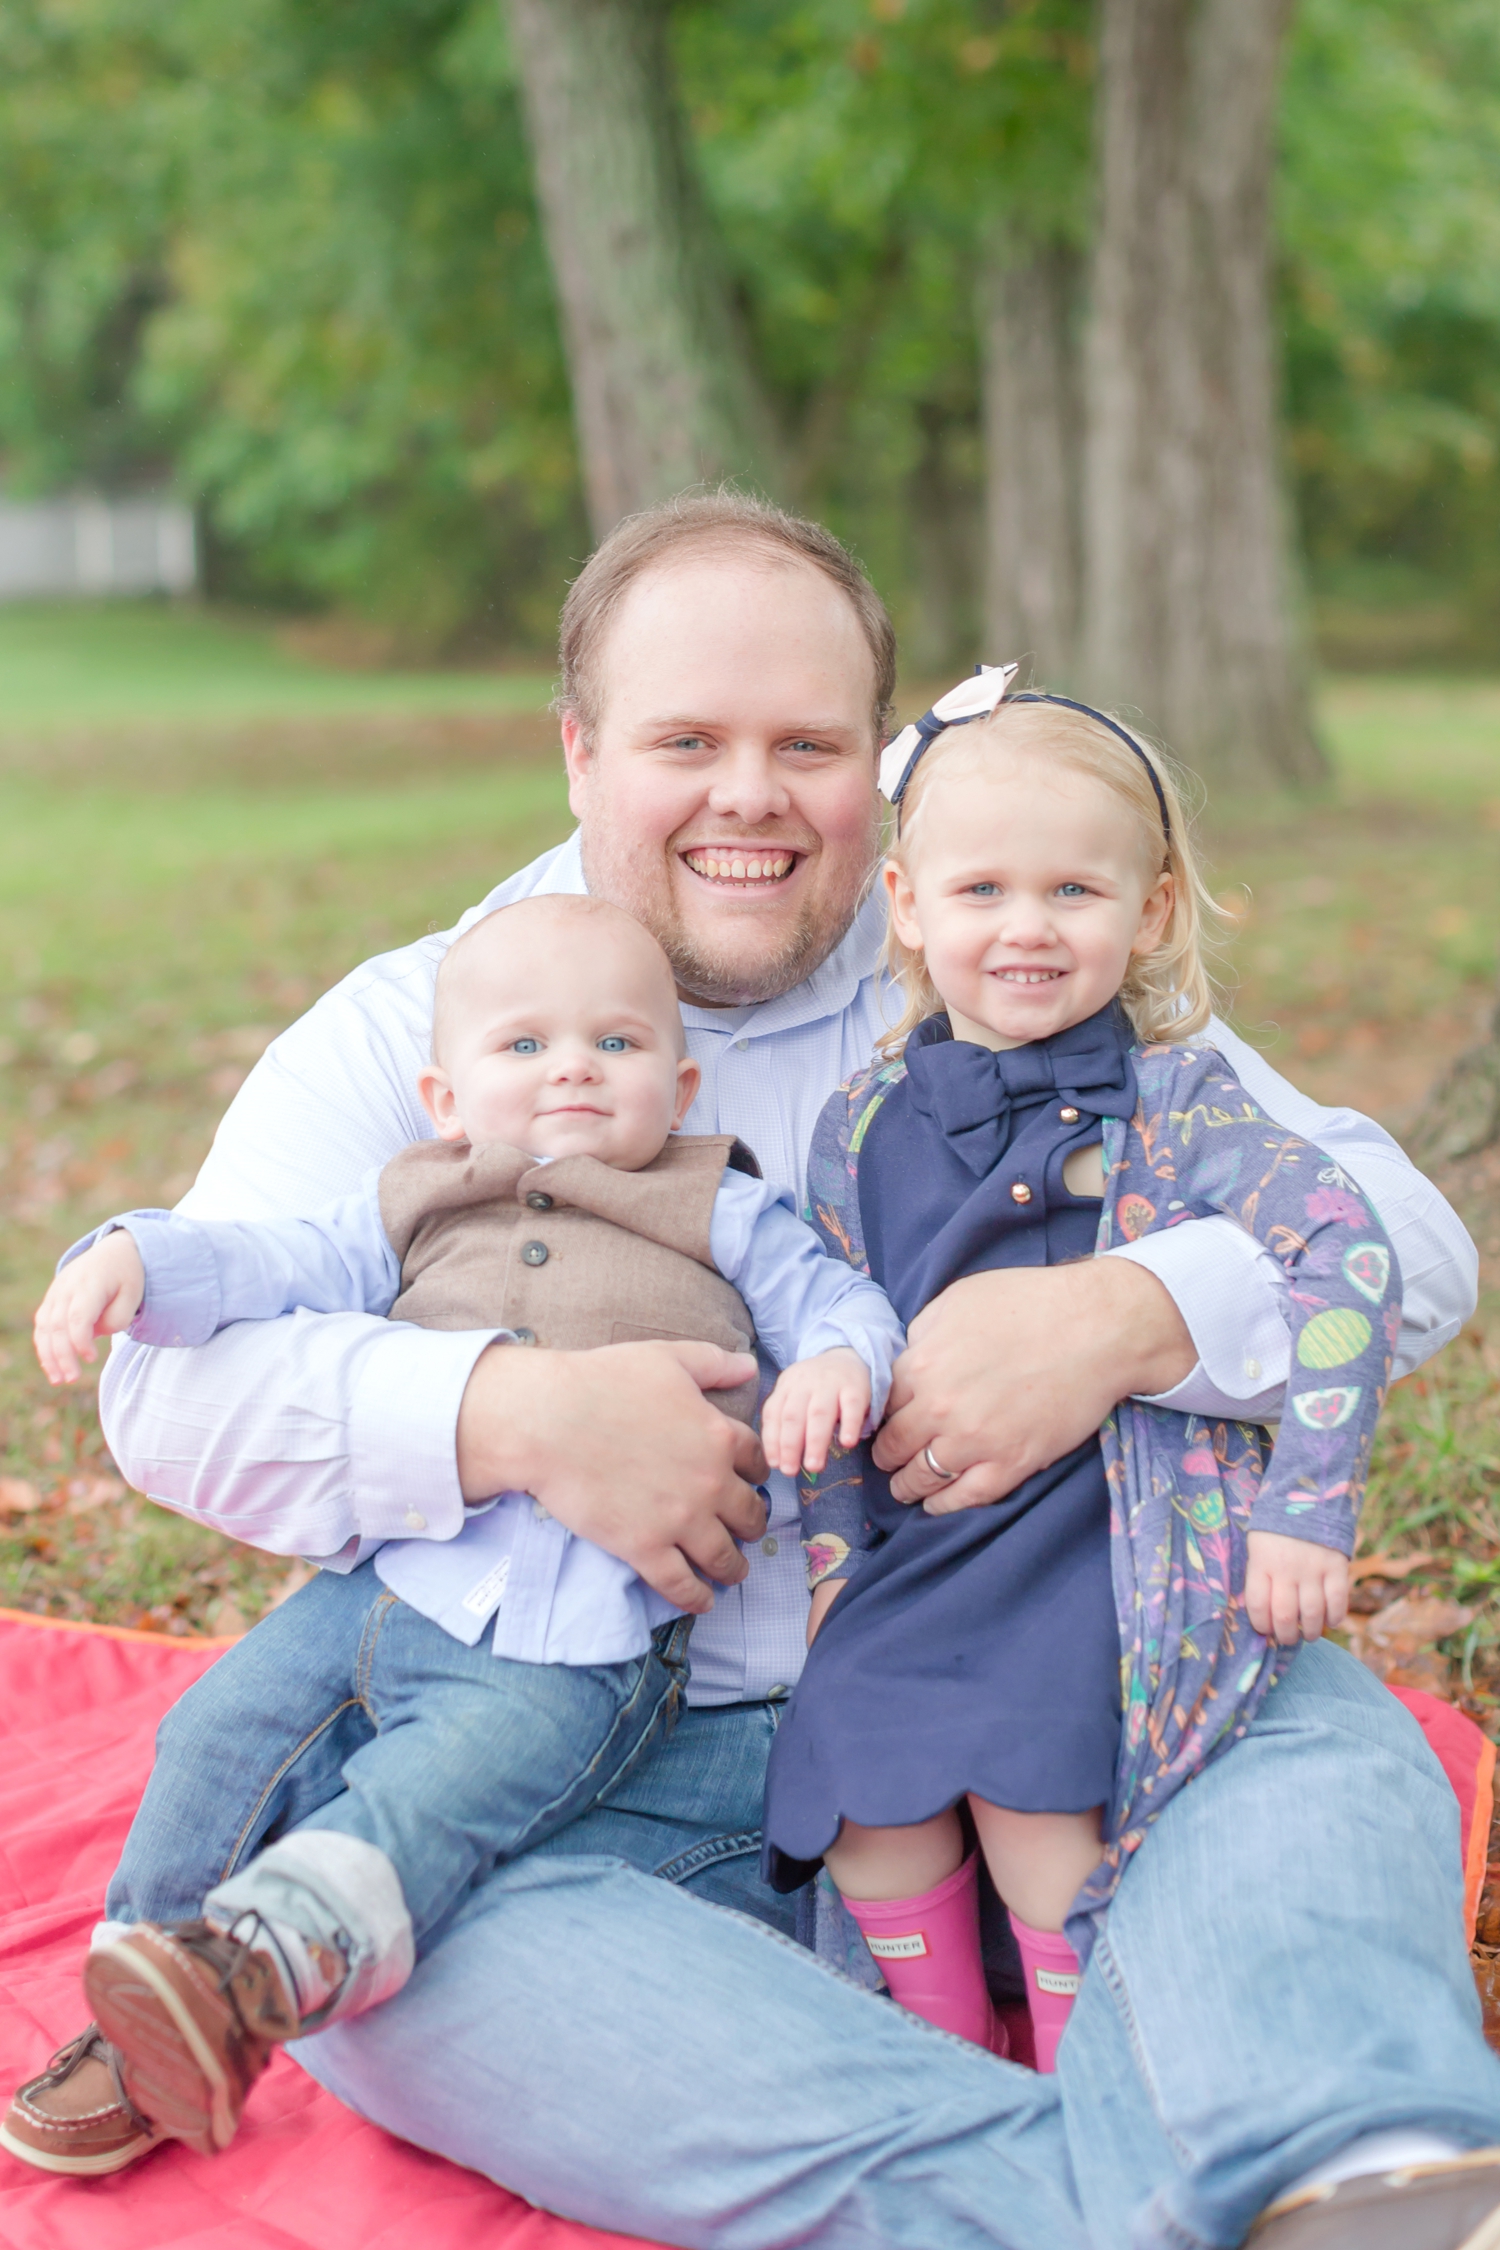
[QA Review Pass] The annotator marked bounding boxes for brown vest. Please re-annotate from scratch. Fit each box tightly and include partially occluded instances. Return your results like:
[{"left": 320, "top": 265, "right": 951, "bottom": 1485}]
[{"left": 378, "top": 1134, "right": 759, "bottom": 1424}]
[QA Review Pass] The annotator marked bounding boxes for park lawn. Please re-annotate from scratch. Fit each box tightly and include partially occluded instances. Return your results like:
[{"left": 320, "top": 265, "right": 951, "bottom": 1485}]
[
  {"left": 0, "top": 600, "right": 553, "bottom": 730},
  {"left": 0, "top": 671, "right": 1496, "bottom": 1709}
]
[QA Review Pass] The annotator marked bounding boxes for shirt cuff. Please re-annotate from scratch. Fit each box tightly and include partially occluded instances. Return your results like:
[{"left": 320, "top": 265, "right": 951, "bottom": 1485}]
[
  {"left": 109, "top": 1216, "right": 225, "bottom": 1349},
  {"left": 347, "top": 1322, "right": 506, "bottom": 1546},
  {"left": 1106, "top": 1216, "right": 1292, "bottom": 1420}
]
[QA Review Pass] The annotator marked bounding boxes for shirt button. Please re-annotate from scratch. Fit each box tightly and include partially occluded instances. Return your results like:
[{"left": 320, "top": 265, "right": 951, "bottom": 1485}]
[
  {"left": 761, "top": 1535, "right": 779, "bottom": 1556},
  {"left": 1244, "top": 1357, "right": 1262, "bottom": 1381},
  {"left": 526, "top": 1192, "right": 553, "bottom": 1211},
  {"left": 521, "top": 1240, "right": 549, "bottom": 1266},
  {"left": 1010, "top": 1182, "right": 1033, "bottom": 1205},
  {"left": 769, "top": 1684, "right": 790, "bottom": 1701},
  {"left": 511, "top": 1327, "right": 537, "bottom": 1346},
  {"left": 403, "top": 1509, "right": 427, "bottom": 1531},
  {"left": 734, "top": 1038, "right": 749, "bottom": 1051},
  {"left": 1059, "top": 1106, "right": 1079, "bottom": 1123}
]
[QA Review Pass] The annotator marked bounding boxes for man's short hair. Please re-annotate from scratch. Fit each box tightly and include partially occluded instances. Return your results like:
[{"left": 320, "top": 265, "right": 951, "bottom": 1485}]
[{"left": 557, "top": 489, "right": 896, "bottom": 745}]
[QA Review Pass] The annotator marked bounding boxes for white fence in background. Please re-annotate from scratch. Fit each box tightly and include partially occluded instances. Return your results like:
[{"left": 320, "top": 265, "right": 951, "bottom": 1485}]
[{"left": 0, "top": 494, "right": 197, "bottom": 600}]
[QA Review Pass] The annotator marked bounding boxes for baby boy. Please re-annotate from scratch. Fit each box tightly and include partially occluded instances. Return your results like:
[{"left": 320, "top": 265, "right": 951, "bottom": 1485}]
[{"left": 16, "top": 894, "right": 902, "bottom": 2172}]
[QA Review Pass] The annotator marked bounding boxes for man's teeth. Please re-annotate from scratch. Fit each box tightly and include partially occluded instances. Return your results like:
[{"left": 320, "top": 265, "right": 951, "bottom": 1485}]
[{"left": 684, "top": 851, "right": 795, "bottom": 883}]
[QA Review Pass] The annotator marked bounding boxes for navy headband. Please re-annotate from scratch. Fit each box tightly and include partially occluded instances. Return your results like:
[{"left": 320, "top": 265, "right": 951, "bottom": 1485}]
[{"left": 880, "top": 669, "right": 1171, "bottom": 845}]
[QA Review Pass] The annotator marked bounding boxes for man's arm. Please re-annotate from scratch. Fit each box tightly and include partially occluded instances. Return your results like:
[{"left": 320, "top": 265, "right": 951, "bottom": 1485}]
[
  {"left": 101, "top": 930, "right": 767, "bottom": 1593},
  {"left": 874, "top": 1024, "right": 1475, "bottom": 1510}
]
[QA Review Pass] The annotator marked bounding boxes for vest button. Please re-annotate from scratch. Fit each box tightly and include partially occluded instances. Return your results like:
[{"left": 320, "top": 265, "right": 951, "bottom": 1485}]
[
  {"left": 1059, "top": 1106, "right": 1079, "bottom": 1123},
  {"left": 1010, "top": 1182, "right": 1033, "bottom": 1205},
  {"left": 526, "top": 1191, "right": 553, "bottom": 1210},
  {"left": 521, "top": 1240, "right": 549, "bottom": 1266},
  {"left": 511, "top": 1327, "right": 536, "bottom": 1346}
]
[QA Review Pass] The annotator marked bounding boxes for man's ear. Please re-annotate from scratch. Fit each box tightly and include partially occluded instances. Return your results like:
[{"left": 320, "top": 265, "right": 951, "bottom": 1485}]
[
  {"left": 561, "top": 710, "right": 593, "bottom": 821},
  {"left": 883, "top": 858, "right": 923, "bottom": 952},
  {"left": 1131, "top": 871, "right": 1176, "bottom": 957},
  {"left": 670, "top": 1056, "right": 702, "bottom": 1131},
  {"left": 416, "top": 1063, "right": 468, "bottom": 1143}
]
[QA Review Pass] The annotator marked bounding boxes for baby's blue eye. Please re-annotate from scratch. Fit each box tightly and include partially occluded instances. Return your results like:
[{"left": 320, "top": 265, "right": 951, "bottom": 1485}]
[
  {"left": 1057, "top": 883, "right": 1087, "bottom": 899},
  {"left": 970, "top": 882, "right": 999, "bottom": 898},
  {"left": 511, "top": 1037, "right": 541, "bottom": 1055},
  {"left": 597, "top": 1034, "right": 630, "bottom": 1053}
]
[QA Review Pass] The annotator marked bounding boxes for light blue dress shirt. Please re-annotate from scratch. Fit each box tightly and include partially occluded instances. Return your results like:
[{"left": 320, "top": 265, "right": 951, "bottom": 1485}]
[
  {"left": 98, "top": 830, "right": 1478, "bottom": 1705},
  {"left": 79, "top": 1167, "right": 904, "bottom": 1665}
]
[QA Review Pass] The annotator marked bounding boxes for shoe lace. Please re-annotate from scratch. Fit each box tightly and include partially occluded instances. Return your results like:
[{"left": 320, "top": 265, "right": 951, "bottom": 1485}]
[
  {"left": 46, "top": 2026, "right": 154, "bottom": 2138},
  {"left": 168, "top": 1915, "right": 297, "bottom": 2037}
]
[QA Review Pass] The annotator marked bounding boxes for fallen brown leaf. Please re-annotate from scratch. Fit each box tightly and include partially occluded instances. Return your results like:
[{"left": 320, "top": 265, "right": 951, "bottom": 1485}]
[
  {"left": 0, "top": 1476, "right": 42, "bottom": 1515},
  {"left": 1350, "top": 1553, "right": 1425, "bottom": 1583},
  {"left": 1362, "top": 1594, "right": 1475, "bottom": 1648},
  {"left": 64, "top": 1474, "right": 127, "bottom": 1514}
]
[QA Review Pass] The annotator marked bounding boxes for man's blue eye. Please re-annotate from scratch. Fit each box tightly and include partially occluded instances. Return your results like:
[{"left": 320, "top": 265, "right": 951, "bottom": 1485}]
[
  {"left": 511, "top": 1037, "right": 540, "bottom": 1055},
  {"left": 597, "top": 1035, "right": 630, "bottom": 1053}
]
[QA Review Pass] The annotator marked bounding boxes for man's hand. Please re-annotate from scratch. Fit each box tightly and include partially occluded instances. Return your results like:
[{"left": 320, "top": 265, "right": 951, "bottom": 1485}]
[
  {"left": 872, "top": 1259, "right": 1195, "bottom": 1514},
  {"left": 760, "top": 1347, "right": 871, "bottom": 1478},
  {"left": 1245, "top": 1531, "right": 1350, "bottom": 1645},
  {"left": 34, "top": 1234, "right": 147, "bottom": 1385},
  {"left": 456, "top": 1338, "right": 768, "bottom": 1615}
]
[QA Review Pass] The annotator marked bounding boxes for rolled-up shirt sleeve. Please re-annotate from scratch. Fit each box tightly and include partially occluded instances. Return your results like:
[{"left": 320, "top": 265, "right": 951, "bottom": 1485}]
[{"left": 1107, "top": 1016, "right": 1478, "bottom": 1420}]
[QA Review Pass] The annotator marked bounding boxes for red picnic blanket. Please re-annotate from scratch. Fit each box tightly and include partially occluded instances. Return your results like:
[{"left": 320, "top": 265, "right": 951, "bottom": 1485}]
[
  {"left": 0, "top": 1610, "right": 661, "bottom": 2250},
  {"left": 1, "top": 1608, "right": 1492, "bottom": 2249}
]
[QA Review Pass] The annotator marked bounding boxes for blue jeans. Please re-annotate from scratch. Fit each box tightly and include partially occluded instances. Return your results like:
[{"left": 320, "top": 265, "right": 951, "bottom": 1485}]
[
  {"left": 289, "top": 1640, "right": 1500, "bottom": 2250},
  {"left": 106, "top": 1560, "right": 691, "bottom": 1957}
]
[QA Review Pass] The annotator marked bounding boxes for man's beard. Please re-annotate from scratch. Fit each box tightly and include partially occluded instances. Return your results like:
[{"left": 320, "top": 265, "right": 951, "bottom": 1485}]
[{"left": 580, "top": 821, "right": 880, "bottom": 1009}]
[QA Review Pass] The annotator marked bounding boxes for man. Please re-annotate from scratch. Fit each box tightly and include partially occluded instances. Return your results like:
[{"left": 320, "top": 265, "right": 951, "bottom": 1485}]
[{"left": 14, "top": 494, "right": 1499, "bottom": 2248}]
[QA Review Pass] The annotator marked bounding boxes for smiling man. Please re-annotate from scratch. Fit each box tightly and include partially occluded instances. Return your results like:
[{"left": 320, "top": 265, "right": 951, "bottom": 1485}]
[{"left": 18, "top": 494, "right": 1500, "bottom": 2250}]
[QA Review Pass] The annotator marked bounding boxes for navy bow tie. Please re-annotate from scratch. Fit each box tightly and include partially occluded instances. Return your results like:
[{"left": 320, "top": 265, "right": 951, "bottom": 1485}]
[{"left": 903, "top": 1007, "right": 1138, "bottom": 1177}]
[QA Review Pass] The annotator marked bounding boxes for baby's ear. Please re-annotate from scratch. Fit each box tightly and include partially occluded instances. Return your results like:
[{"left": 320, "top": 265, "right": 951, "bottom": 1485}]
[
  {"left": 670, "top": 1055, "right": 702, "bottom": 1130},
  {"left": 416, "top": 1064, "right": 468, "bottom": 1142}
]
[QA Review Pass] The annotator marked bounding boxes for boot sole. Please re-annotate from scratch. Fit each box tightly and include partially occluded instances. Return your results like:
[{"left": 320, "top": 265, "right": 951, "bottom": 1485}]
[
  {"left": 85, "top": 1938, "right": 235, "bottom": 2157},
  {"left": 0, "top": 2116, "right": 159, "bottom": 2175}
]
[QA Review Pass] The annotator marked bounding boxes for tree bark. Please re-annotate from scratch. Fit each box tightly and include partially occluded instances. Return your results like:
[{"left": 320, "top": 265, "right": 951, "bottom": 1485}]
[
  {"left": 980, "top": 234, "right": 1084, "bottom": 685},
  {"left": 505, "top": 0, "right": 781, "bottom": 536},
  {"left": 1410, "top": 985, "right": 1500, "bottom": 1169},
  {"left": 1081, "top": 0, "right": 1323, "bottom": 791}
]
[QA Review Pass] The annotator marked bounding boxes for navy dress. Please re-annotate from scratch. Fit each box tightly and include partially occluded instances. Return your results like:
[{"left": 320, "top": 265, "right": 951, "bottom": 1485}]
[{"left": 762, "top": 1003, "right": 1137, "bottom": 1892}]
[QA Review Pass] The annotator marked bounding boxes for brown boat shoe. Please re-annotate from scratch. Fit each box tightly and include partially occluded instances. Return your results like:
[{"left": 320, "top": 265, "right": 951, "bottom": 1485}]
[
  {"left": 83, "top": 1919, "right": 302, "bottom": 2158},
  {"left": 1249, "top": 2149, "right": 1500, "bottom": 2248},
  {"left": 0, "top": 2024, "right": 164, "bottom": 2175}
]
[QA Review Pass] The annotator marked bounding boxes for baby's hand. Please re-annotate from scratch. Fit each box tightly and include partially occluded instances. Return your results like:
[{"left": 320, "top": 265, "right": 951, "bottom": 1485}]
[
  {"left": 806, "top": 1577, "right": 847, "bottom": 1646},
  {"left": 1245, "top": 1530, "right": 1350, "bottom": 1646},
  {"left": 34, "top": 1233, "right": 147, "bottom": 1385},
  {"left": 761, "top": 1347, "right": 871, "bottom": 1478}
]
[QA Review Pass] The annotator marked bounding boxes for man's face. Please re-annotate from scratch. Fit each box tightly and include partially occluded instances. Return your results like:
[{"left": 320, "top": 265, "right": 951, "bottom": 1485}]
[{"left": 563, "top": 553, "right": 883, "bottom": 1008}]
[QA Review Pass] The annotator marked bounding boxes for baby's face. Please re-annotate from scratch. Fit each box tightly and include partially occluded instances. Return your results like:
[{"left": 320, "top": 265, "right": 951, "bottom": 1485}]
[{"left": 420, "top": 912, "right": 698, "bottom": 1170}]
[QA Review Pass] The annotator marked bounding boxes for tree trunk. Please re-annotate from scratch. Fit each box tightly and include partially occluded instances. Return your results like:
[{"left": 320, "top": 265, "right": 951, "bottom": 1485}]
[
  {"left": 906, "top": 401, "right": 982, "bottom": 676},
  {"left": 980, "top": 234, "right": 1084, "bottom": 685},
  {"left": 1409, "top": 985, "right": 1500, "bottom": 1169},
  {"left": 505, "top": 0, "right": 781, "bottom": 535},
  {"left": 1081, "top": 0, "right": 1323, "bottom": 791}
]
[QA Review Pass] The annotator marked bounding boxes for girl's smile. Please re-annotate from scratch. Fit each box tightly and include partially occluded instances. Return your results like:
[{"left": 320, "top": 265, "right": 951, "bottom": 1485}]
[{"left": 883, "top": 758, "right": 1174, "bottom": 1051}]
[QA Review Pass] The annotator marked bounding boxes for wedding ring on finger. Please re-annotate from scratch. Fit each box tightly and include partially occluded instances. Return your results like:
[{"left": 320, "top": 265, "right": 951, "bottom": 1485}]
[{"left": 922, "top": 1443, "right": 958, "bottom": 1481}]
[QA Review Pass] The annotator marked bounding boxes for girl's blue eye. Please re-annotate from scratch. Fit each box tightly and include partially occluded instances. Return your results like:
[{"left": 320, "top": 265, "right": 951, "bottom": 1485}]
[
  {"left": 511, "top": 1037, "right": 540, "bottom": 1055},
  {"left": 597, "top": 1035, "right": 630, "bottom": 1053}
]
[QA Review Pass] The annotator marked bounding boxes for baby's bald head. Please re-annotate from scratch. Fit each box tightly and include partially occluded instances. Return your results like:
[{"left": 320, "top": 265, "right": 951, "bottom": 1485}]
[{"left": 422, "top": 895, "right": 697, "bottom": 1169}]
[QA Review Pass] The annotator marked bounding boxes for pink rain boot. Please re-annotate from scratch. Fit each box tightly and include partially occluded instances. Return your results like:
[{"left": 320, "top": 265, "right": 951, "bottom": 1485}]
[
  {"left": 1009, "top": 1911, "right": 1081, "bottom": 2074},
  {"left": 841, "top": 1854, "right": 1004, "bottom": 2052}
]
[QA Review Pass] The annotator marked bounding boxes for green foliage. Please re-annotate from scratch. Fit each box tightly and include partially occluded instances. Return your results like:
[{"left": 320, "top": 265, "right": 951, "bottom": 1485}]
[{"left": 3, "top": 0, "right": 1500, "bottom": 654}]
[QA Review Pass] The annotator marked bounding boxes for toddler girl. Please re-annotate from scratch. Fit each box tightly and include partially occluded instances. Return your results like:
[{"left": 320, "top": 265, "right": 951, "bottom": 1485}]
[{"left": 760, "top": 669, "right": 1401, "bottom": 2072}]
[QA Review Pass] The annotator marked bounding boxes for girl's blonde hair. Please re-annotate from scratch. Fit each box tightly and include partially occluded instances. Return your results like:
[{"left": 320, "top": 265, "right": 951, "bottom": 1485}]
[{"left": 879, "top": 696, "right": 1222, "bottom": 1058}]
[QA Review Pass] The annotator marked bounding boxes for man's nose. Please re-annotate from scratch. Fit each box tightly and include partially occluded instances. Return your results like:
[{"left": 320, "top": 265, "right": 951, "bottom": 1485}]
[{"left": 704, "top": 745, "right": 792, "bottom": 826}]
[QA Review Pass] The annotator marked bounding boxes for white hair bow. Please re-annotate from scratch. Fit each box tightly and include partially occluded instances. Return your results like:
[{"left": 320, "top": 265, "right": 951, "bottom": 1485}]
[{"left": 877, "top": 662, "right": 1019, "bottom": 807}]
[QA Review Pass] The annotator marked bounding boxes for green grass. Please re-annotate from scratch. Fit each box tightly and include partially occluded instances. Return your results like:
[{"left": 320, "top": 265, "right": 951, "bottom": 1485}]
[
  {"left": 0, "top": 664, "right": 1496, "bottom": 1665},
  {"left": 0, "top": 600, "right": 552, "bottom": 730}
]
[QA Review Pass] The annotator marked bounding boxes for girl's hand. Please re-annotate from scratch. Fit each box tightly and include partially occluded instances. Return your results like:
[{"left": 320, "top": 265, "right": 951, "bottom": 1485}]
[
  {"left": 33, "top": 1233, "right": 147, "bottom": 1385},
  {"left": 1245, "top": 1530, "right": 1350, "bottom": 1645},
  {"left": 806, "top": 1577, "right": 847, "bottom": 1646},
  {"left": 761, "top": 1348, "right": 871, "bottom": 1478}
]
